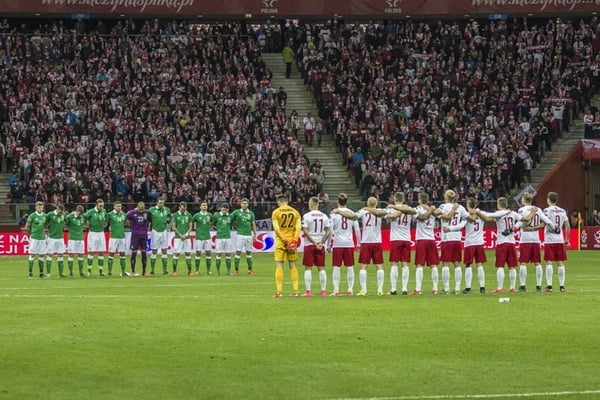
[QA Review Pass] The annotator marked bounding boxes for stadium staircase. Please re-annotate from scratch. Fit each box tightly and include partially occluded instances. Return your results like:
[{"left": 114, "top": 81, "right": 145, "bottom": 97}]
[
  {"left": 261, "top": 52, "right": 362, "bottom": 205},
  {"left": 0, "top": 171, "right": 17, "bottom": 225}
]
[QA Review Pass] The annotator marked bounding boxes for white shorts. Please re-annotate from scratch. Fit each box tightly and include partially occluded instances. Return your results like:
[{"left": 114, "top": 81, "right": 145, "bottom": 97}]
[
  {"left": 173, "top": 238, "right": 192, "bottom": 254},
  {"left": 47, "top": 238, "right": 66, "bottom": 254},
  {"left": 215, "top": 238, "right": 232, "bottom": 254},
  {"left": 29, "top": 238, "right": 47, "bottom": 255},
  {"left": 109, "top": 238, "right": 127, "bottom": 253},
  {"left": 151, "top": 230, "right": 169, "bottom": 250},
  {"left": 195, "top": 239, "right": 212, "bottom": 253},
  {"left": 68, "top": 240, "right": 85, "bottom": 255},
  {"left": 235, "top": 234, "right": 254, "bottom": 253},
  {"left": 87, "top": 231, "right": 107, "bottom": 253}
]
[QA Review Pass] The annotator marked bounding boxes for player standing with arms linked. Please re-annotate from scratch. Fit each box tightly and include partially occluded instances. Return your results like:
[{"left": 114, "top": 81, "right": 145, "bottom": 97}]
[
  {"left": 127, "top": 201, "right": 150, "bottom": 277},
  {"left": 148, "top": 198, "right": 171, "bottom": 276},
  {"left": 301, "top": 196, "right": 331, "bottom": 297},
  {"left": 385, "top": 192, "right": 417, "bottom": 295},
  {"left": 272, "top": 194, "right": 302, "bottom": 298},
  {"left": 329, "top": 193, "right": 361, "bottom": 296},
  {"left": 65, "top": 206, "right": 86, "bottom": 277},
  {"left": 84, "top": 199, "right": 107, "bottom": 277},
  {"left": 45, "top": 204, "right": 66, "bottom": 278},
  {"left": 171, "top": 201, "right": 193, "bottom": 276},
  {"left": 25, "top": 201, "right": 48, "bottom": 279},
  {"left": 107, "top": 201, "right": 128, "bottom": 276},
  {"left": 231, "top": 198, "right": 257, "bottom": 275},
  {"left": 543, "top": 192, "right": 570, "bottom": 292},
  {"left": 192, "top": 201, "right": 214, "bottom": 275}
]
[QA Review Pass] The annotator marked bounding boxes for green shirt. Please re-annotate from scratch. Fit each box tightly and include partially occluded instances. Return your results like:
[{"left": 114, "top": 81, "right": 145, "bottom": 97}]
[
  {"left": 27, "top": 212, "right": 47, "bottom": 240},
  {"left": 107, "top": 210, "right": 127, "bottom": 239},
  {"left": 192, "top": 211, "right": 213, "bottom": 240},
  {"left": 46, "top": 211, "right": 66, "bottom": 239},
  {"left": 172, "top": 211, "right": 192, "bottom": 239},
  {"left": 65, "top": 213, "right": 85, "bottom": 241},
  {"left": 231, "top": 208, "right": 255, "bottom": 236},
  {"left": 148, "top": 206, "right": 171, "bottom": 232},
  {"left": 214, "top": 212, "right": 232, "bottom": 239},
  {"left": 84, "top": 207, "right": 107, "bottom": 232}
]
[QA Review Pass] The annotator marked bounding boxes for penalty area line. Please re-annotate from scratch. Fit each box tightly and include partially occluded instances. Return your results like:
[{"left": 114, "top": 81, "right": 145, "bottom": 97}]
[{"left": 326, "top": 389, "right": 600, "bottom": 400}]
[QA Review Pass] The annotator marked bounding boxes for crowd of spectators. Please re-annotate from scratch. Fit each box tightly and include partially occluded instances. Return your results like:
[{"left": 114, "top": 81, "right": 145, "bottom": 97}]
[
  {"left": 294, "top": 17, "right": 600, "bottom": 207},
  {"left": 1, "top": 19, "right": 318, "bottom": 217}
]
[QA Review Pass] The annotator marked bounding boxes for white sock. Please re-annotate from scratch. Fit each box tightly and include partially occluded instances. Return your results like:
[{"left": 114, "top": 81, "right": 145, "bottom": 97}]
[
  {"left": 304, "top": 269, "right": 312, "bottom": 292},
  {"left": 454, "top": 267, "right": 462, "bottom": 292},
  {"left": 415, "top": 267, "right": 423, "bottom": 291},
  {"left": 497, "top": 268, "right": 505, "bottom": 290},
  {"left": 519, "top": 265, "right": 527, "bottom": 286},
  {"left": 441, "top": 266, "right": 450, "bottom": 292},
  {"left": 376, "top": 269, "right": 384, "bottom": 293},
  {"left": 477, "top": 266, "right": 485, "bottom": 289},
  {"left": 319, "top": 269, "right": 327, "bottom": 291},
  {"left": 464, "top": 266, "right": 473, "bottom": 289},
  {"left": 509, "top": 268, "right": 517, "bottom": 290},
  {"left": 390, "top": 265, "right": 398, "bottom": 292},
  {"left": 359, "top": 269, "right": 367, "bottom": 292},
  {"left": 535, "top": 264, "right": 543, "bottom": 287},
  {"left": 431, "top": 266, "right": 439, "bottom": 292},
  {"left": 545, "top": 264, "right": 553, "bottom": 287},
  {"left": 332, "top": 267, "right": 340, "bottom": 293},
  {"left": 558, "top": 265, "right": 565, "bottom": 286},
  {"left": 401, "top": 266, "right": 410, "bottom": 292},
  {"left": 347, "top": 266, "right": 355, "bottom": 292}
]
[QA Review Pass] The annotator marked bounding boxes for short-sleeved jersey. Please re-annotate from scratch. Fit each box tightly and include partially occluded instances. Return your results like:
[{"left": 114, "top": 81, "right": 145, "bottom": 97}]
[
  {"left": 481, "top": 210, "right": 522, "bottom": 245},
  {"left": 387, "top": 207, "right": 413, "bottom": 242},
  {"left": 356, "top": 209, "right": 385, "bottom": 244},
  {"left": 107, "top": 210, "right": 127, "bottom": 239},
  {"left": 415, "top": 206, "right": 436, "bottom": 241},
  {"left": 214, "top": 212, "right": 232, "bottom": 239},
  {"left": 543, "top": 205, "right": 568, "bottom": 244},
  {"left": 302, "top": 210, "right": 331, "bottom": 244},
  {"left": 518, "top": 206, "right": 553, "bottom": 243},
  {"left": 84, "top": 207, "right": 107, "bottom": 232},
  {"left": 46, "top": 211, "right": 65, "bottom": 239},
  {"left": 27, "top": 212, "right": 47, "bottom": 240},
  {"left": 272, "top": 204, "right": 301, "bottom": 247},
  {"left": 172, "top": 211, "right": 192, "bottom": 239},
  {"left": 438, "top": 203, "right": 468, "bottom": 242},
  {"left": 231, "top": 208, "right": 256, "bottom": 236},
  {"left": 127, "top": 209, "right": 150, "bottom": 235},
  {"left": 192, "top": 211, "right": 213, "bottom": 240},
  {"left": 148, "top": 205, "right": 171, "bottom": 232},
  {"left": 463, "top": 216, "right": 485, "bottom": 247},
  {"left": 65, "top": 213, "right": 85, "bottom": 241},
  {"left": 330, "top": 207, "right": 359, "bottom": 248}
]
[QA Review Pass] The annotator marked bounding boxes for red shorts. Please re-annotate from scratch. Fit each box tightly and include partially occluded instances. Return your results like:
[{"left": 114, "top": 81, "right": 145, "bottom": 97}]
[
  {"left": 415, "top": 240, "right": 439, "bottom": 267},
  {"left": 518, "top": 242, "right": 541, "bottom": 263},
  {"left": 389, "top": 240, "right": 411, "bottom": 263},
  {"left": 440, "top": 241, "right": 462, "bottom": 263},
  {"left": 302, "top": 244, "right": 326, "bottom": 267},
  {"left": 463, "top": 245, "right": 487, "bottom": 264},
  {"left": 544, "top": 243, "right": 567, "bottom": 262},
  {"left": 358, "top": 242, "right": 384, "bottom": 265},
  {"left": 332, "top": 247, "right": 355, "bottom": 267},
  {"left": 495, "top": 243, "right": 517, "bottom": 268}
]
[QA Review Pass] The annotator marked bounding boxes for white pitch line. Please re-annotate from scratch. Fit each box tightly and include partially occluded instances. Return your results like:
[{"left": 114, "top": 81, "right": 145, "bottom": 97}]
[{"left": 327, "top": 389, "right": 600, "bottom": 400}]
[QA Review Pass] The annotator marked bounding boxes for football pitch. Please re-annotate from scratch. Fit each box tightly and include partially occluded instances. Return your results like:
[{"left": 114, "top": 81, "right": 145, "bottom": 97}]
[{"left": 1, "top": 251, "right": 599, "bottom": 400}]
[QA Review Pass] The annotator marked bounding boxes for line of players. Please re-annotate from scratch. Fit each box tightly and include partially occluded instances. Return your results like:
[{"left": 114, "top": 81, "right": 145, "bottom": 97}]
[
  {"left": 289, "top": 190, "right": 569, "bottom": 297},
  {"left": 24, "top": 198, "right": 257, "bottom": 278}
]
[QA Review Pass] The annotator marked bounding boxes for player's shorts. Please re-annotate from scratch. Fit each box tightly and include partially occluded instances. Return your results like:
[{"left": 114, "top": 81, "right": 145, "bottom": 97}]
[
  {"left": 195, "top": 239, "right": 212, "bottom": 253},
  {"left": 495, "top": 243, "right": 517, "bottom": 268},
  {"left": 518, "top": 242, "right": 541, "bottom": 263},
  {"left": 415, "top": 240, "right": 439, "bottom": 266},
  {"left": 68, "top": 240, "right": 85, "bottom": 254},
  {"left": 332, "top": 247, "right": 355, "bottom": 267},
  {"left": 87, "top": 231, "right": 106, "bottom": 253},
  {"left": 29, "top": 238, "right": 47, "bottom": 255},
  {"left": 389, "top": 240, "right": 411, "bottom": 263},
  {"left": 358, "top": 242, "right": 384, "bottom": 265},
  {"left": 173, "top": 238, "right": 192, "bottom": 253},
  {"left": 109, "top": 238, "right": 127, "bottom": 253},
  {"left": 302, "top": 244, "right": 326, "bottom": 267},
  {"left": 47, "top": 238, "right": 66, "bottom": 254},
  {"left": 274, "top": 245, "right": 298, "bottom": 263},
  {"left": 440, "top": 241, "right": 462, "bottom": 263},
  {"left": 463, "top": 245, "right": 487, "bottom": 264},
  {"left": 151, "top": 230, "right": 169, "bottom": 250},
  {"left": 235, "top": 234, "right": 254, "bottom": 253},
  {"left": 544, "top": 243, "right": 567, "bottom": 262},
  {"left": 129, "top": 233, "right": 148, "bottom": 251},
  {"left": 215, "top": 238, "right": 232, "bottom": 253}
]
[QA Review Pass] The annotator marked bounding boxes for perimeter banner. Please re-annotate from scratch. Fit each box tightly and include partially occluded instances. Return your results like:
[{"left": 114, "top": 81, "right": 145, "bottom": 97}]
[
  {"left": 0, "top": 229, "right": 581, "bottom": 256},
  {"left": 1, "top": 0, "right": 598, "bottom": 17}
]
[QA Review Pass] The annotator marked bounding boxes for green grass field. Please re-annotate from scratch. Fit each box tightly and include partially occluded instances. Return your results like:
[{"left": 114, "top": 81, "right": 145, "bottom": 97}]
[{"left": 1, "top": 251, "right": 600, "bottom": 400}]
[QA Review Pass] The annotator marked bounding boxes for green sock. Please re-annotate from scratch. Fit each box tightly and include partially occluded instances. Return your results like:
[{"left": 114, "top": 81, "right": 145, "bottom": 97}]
[
  {"left": 28, "top": 258, "right": 34, "bottom": 274},
  {"left": 173, "top": 257, "right": 178, "bottom": 272},
  {"left": 195, "top": 257, "right": 201, "bottom": 272},
  {"left": 162, "top": 256, "right": 168, "bottom": 273},
  {"left": 58, "top": 259, "right": 64, "bottom": 275},
  {"left": 108, "top": 256, "right": 114, "bottom": 273},
  {"left": 226, "top": 258, "right": 231, "bottom": 273},
  {"left": 206, "top": 259, "right": 211, "bottom": 274},
  {"left": 120, "top": 257, "right": 126, "bottom": 274},
  {"left": 247, "top": 256, "right": 253, "bottom": 270},
  {"left": 216, "top": 257, "right": 221, "bottom": 273},
  {"left": 68, "top": 258, "right": 74, "bottom": 274},
  {"left": 234, "top": 256, "right": 240, "bottom": 271},
  {"left": 46, "top": 258, "right": 52, "bottom": 274}
]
